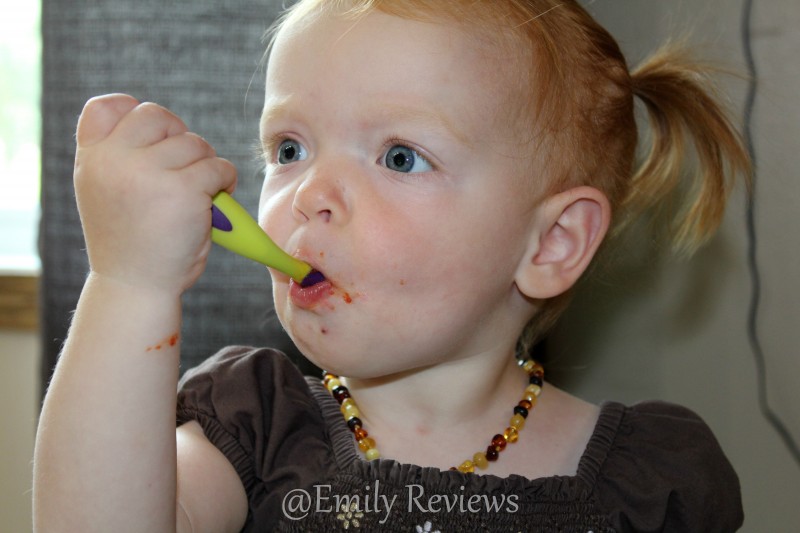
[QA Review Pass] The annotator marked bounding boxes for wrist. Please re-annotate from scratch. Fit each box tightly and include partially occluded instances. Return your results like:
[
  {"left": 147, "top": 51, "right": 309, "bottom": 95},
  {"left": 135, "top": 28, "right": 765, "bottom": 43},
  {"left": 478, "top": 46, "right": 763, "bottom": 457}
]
[
  {"left": 85, "top": 270, "right": 186, "bottom": 302},
  {"left": 68, "top": 272, "right": 184, "bottom": 360}
]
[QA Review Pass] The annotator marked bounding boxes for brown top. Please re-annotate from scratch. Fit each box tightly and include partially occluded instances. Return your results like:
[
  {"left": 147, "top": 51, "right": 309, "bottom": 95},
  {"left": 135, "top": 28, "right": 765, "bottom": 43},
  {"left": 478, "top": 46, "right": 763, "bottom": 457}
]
[{"left": 177, "top": 346, "right": 743, "bottom": 532}]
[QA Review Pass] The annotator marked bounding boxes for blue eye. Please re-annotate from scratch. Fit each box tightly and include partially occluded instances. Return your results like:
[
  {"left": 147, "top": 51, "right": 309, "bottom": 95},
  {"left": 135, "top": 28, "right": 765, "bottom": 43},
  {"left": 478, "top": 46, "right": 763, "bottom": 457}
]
[
  {"left": 383, "top": 145, "right": 433, "bottom": 173},
  {"left": 277, "top": 139, "right": 307, "bottom": 164}
]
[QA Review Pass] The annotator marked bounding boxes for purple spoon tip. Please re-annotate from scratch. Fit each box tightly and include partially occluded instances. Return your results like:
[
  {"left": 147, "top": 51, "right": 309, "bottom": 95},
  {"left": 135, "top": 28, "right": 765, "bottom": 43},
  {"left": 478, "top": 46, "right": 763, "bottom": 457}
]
[
  {"left": 300, "top": 269, "right": 326, "bottom": 288},
  {"left": 210, "top": 205, "right": 233, "bottom": 232}
]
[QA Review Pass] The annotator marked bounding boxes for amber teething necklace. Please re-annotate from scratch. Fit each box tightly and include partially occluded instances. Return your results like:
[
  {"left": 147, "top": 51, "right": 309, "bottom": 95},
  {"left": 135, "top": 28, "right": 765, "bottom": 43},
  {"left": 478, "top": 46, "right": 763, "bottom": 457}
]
[{"left": 322, "top": 357, "right": 544, "bottom": 473}]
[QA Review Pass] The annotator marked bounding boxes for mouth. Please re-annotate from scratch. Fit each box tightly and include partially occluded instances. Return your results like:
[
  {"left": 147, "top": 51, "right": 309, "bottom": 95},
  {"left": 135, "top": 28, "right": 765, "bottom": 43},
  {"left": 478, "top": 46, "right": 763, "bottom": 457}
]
[
  {"left": 288, "top": 260, "right": 333, "bottom": 309},
  {"left": 289, "top": 276, "right": 333, "bottom": 309}
]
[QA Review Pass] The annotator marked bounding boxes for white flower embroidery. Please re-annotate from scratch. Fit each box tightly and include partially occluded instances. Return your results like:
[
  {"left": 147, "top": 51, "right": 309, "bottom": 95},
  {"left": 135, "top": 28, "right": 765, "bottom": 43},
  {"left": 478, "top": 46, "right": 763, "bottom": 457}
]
[
  {"left": 335, "top": 500, "right": 364, "bottom": 529},
  {"left": 415, "top": 521, "right": 441, "bottom": 533}
]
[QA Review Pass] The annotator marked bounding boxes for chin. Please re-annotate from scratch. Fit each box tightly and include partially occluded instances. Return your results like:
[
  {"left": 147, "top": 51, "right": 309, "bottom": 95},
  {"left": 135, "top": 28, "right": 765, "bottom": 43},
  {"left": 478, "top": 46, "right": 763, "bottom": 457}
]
[{"left": 289, "top": 329, "right": 378, "bottom": 377}]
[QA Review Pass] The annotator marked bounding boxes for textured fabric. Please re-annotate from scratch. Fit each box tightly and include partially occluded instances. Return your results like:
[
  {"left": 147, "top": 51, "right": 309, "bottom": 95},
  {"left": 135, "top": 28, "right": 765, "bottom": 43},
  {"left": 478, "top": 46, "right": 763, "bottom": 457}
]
[
  {"left": 177, "top": 347, "right": 744, "bottom": 532},
  {"left": 39, "top": 0, "right": 315, "bottom": 393}
]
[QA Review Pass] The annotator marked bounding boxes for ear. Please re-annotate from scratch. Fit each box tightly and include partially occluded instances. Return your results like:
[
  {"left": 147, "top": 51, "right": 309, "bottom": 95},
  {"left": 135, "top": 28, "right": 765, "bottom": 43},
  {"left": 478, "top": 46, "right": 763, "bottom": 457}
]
[{"left": 514, "top": 186, "right": 610, "bottom": 299}]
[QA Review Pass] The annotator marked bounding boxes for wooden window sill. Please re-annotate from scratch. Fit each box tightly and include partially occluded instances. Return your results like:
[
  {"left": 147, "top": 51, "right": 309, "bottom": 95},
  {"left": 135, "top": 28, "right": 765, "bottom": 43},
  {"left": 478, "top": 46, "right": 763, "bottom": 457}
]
[{"left": 0, "top": 275, "right": 38, "bottom": 331}]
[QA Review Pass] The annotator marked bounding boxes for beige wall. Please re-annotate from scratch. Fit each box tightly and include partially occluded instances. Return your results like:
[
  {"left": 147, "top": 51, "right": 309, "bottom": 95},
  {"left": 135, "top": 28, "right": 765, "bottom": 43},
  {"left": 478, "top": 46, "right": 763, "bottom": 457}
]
[
  {"left": 550, "top": 1, "right": 800, "bottom": 530},
  {"left": 0, "top": 330, "right": 38, "bottom": 532}
]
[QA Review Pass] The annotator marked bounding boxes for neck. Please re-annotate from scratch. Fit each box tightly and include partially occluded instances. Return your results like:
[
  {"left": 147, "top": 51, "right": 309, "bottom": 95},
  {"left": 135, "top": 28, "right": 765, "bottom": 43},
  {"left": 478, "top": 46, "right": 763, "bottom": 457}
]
[
  {"left": 329, "top": 346, "right": 542, "bottom": 471},
  {"left": 341, "top": 348, "right": 525, "bottom": 433}
]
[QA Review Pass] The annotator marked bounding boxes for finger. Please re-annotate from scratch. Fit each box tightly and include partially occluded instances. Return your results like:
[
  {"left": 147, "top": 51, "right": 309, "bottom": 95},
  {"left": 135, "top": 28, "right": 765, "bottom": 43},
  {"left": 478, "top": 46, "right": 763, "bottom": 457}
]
[
  {"left": 76, "top": 94, "right": 140, "bottom": 147},
  {"left": 113, "top": 101, "right": 190, "bottom": 148},
  {"left": 147, "top": 132, "right": 217, "bottom": 171},
  {"left": 179, "top": 157, "right": 238, "bottom": 198}
]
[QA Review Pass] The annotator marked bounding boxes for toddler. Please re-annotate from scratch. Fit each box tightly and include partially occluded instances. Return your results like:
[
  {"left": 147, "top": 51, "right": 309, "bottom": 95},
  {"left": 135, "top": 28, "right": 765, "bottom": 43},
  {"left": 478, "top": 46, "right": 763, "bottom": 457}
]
[{"left": 34, "top": 1, "right": 749, "bottom": 531}]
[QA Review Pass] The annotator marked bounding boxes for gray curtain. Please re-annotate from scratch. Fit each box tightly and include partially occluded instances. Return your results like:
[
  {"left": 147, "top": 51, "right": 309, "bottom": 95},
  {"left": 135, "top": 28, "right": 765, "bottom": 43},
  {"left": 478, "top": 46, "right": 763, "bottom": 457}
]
[{"left": 39, "top": 0, "right": 315, "bottom": 393}]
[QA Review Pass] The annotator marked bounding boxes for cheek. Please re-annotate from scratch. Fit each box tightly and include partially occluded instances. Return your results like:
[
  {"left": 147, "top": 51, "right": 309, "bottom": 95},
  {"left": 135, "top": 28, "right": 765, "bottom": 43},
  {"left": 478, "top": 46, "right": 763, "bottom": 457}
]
[
  {"left": 352, "top": 213, "right": 439, "bottom": 285},
  {"left": 356, "top": 212, "right": 510, "bottom": 303},
  {"left": 258, "top": 181, "right": 294, "bottom": 237}
]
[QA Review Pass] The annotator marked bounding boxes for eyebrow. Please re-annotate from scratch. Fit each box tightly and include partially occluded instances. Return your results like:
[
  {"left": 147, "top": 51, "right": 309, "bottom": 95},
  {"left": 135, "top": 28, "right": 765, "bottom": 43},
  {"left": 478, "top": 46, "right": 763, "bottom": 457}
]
[
  {"left": 259, "top": 97, "right": 294, "bottom": 142},
  {"left": 260, "top": 95, "right": 473, "bottom": 148},
  {"left": 369, "top": 102, "right": 473, "bottom": 147}
]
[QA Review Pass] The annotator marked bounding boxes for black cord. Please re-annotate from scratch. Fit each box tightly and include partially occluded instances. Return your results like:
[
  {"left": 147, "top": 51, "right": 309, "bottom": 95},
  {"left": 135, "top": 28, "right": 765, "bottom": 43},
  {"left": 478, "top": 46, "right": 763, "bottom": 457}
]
[{"left": 741, "top": 0, "right": 800, "bottom": 468}]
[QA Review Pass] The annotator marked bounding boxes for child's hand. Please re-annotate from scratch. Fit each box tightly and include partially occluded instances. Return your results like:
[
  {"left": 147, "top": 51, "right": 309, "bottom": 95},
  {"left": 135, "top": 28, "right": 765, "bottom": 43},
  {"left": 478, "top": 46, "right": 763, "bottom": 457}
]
[{"left": 73, "top": 94, "right": 237, "bottom": 294}]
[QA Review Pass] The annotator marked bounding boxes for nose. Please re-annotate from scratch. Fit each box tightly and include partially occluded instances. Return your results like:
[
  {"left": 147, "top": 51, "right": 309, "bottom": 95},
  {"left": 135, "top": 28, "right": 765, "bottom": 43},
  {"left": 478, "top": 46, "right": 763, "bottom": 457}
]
[{"left": 292, "top": 161, "right": 350, "bottom": 225}]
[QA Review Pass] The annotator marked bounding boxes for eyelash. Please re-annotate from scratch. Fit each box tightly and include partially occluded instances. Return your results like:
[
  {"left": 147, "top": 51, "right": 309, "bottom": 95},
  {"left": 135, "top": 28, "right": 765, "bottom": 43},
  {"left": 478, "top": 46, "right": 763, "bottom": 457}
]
[
  {"left": 261, "top": 133, "right": 296, "bottom": 165},
  {"left": 380, "top": 136, "right": 436, "bottom": 172},
  {"left": 261, "top": 133, "right": 437, "bottom": 173}
]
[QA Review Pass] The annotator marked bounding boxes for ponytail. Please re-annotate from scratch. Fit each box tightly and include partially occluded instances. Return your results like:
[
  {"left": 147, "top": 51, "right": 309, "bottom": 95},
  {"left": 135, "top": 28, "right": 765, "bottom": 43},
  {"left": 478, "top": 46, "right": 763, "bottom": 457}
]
[{"left": 624, "top": 44, "right": 752, "bottom": 253}]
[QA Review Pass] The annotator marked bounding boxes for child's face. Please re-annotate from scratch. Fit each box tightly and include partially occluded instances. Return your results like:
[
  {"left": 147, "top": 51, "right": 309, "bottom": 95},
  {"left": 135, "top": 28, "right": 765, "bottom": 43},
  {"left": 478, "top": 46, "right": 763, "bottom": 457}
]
[{"left": 259, "top": 9, "right": 542, "bottom": 376}]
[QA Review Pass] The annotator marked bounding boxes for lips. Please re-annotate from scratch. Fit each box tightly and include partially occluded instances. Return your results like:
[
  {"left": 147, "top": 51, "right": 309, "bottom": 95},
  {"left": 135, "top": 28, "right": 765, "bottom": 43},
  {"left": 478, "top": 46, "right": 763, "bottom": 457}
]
[{"left": 288, "top": 266, "right": 333, "bottom": 309}]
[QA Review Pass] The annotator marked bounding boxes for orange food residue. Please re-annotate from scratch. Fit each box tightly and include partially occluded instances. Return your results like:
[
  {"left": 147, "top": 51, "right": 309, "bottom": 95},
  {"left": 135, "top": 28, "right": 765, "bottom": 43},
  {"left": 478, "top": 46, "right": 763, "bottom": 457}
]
[{"left": 146, "top": 332, "right": 180, "bottom": 352}]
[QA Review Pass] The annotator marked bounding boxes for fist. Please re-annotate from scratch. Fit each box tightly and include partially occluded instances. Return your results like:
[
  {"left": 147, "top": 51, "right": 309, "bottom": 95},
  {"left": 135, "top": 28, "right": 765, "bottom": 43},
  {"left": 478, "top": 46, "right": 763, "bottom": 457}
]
[{"left": 74, "top": 94, "right": 237, "bottom": 293}]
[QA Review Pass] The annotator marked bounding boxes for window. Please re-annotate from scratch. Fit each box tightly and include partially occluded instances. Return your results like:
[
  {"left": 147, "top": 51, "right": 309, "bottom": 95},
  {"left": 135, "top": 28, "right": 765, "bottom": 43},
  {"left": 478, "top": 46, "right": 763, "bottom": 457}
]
[{"left": 0, "top": 1, "right": 41, "bottom": 274}]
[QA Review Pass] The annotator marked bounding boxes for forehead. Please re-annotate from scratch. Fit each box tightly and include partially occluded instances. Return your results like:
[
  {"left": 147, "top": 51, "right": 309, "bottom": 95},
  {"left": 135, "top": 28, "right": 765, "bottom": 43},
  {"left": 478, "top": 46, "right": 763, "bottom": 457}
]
[{"left": 264, "top": 9, "right": 525, "bottom": 141}]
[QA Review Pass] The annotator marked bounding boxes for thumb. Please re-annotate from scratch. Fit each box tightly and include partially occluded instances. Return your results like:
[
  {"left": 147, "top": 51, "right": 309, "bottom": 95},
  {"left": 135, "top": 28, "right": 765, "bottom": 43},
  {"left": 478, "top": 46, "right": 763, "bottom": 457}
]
[{"left": 76, "top": 94, "right": 140, "bottom": 147}]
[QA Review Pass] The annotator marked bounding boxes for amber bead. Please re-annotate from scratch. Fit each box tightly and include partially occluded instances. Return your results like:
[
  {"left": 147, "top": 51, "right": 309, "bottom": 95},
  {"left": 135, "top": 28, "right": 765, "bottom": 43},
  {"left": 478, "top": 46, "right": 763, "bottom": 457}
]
[
  {"left": 522, "top": 360, "right": 536, "bottom": 374},
  {"left": 457, "top": 460, "right": 475, "bottom": 473},
  {"left": 354, "top": 427, "right": 369, "bottom": 440},
  {"left": 358, "top": 437, "right": 376, "bottom": 452},
  {"left": 486, "top": 446, "right": 499, "bottom": 461},
  {"left": 513, "top": 405, "right": 529, "bottom": 418},
  {"left": 529, "top": 374, "right": 543, "bottom": 387},
  {"left": 523, "top": 392, "right": 536, "bottom": 403},
  {"left": 339, "top": 398, "right": 363, "bottom": 418},
  {"left": 525, "top": 384, "right": 541, "bottom": 398},
  {"left": 503, "top": 426, "right": 519, "bottom": 443},
  {"left": 341, "top": 400, "right": 360, "bottom": 419},
  {"left": 491, "top": 434, "right": 507, "bottom": 452},
  {"left": 332, "top": 385, "right": 350, "bottom": 403},
  {"left": 473, "top": 452, "right": 489, "bottom": 470},
  {"left": 326, "top": 377, "right": 342, "bottom": 391},
  {"left": 531, "top": 362, "right": 544, "bottom": 376},
  {"left": 518, "top": 399, "right": 533, "bottom": 411},
  {"left": 365, "top": 448, "right": 381, "bottom": 461},
  {"left": 346, "top": 417, "right": 363, "bottom": 431},
  {"left": 510, "top": 413, "right": 526, "bottom": 430},
  {"left": 322, "top": 372, "right": 336, "bottom": 386}
]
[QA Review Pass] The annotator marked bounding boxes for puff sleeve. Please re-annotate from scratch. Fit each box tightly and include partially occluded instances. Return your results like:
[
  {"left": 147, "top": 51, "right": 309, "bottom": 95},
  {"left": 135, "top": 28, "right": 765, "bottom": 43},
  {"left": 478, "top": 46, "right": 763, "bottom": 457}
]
[
  {"left": 176, "top": 346, "right": 333, "bottom": 531},
  {"left": 592, "top": 401, "right": 743, "bottom": 532}
]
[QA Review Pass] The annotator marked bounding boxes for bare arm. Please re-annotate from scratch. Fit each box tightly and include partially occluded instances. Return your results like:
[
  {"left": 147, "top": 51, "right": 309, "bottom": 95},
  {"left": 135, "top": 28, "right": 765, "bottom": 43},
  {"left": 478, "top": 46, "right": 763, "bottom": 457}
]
[
  {"left": 176, "top": 422, "right": 249, "bottom": 532},
  {"left": 33, "top": 94, "right": 241, "bottom": 532},
  {"left": 35, "top": 275, "right": 182, "bottom": 532}
]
